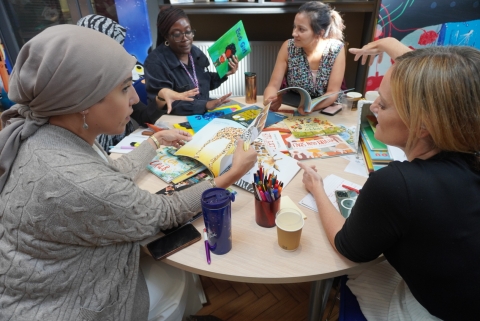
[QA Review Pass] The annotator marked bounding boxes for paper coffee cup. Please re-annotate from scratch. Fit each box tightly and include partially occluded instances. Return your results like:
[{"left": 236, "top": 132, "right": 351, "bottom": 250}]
[
  {"left": 275, "top": 208, "right": 304, "bottom": 251},
  {"left": 346, "top": 92, "right": 362, "bottom": 110},
  {"left": 365, "top": 91, "right": 379, "bottom": 102}
]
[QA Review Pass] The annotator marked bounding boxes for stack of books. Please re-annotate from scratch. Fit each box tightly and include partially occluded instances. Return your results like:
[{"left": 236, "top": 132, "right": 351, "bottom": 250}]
[{"left": 360, "top": 115, "right": 393, "bottom": 172}]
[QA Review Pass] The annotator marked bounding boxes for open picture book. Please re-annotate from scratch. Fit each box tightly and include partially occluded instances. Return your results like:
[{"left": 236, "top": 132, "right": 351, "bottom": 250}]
[
  {"left": 175, "top": 104, "right": 271, "bottom": 177},
  {"left": 278, "top": 87, "right": 354, "bottom": 113},
  {"left": 208, "top": 20, "right": 251, "bottom": 78}
]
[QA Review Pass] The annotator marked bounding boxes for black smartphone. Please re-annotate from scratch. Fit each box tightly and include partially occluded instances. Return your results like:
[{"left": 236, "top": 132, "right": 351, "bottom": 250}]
[
  {"left": 147, "top": 224, "right": 201, "bottom": 260},
  {"left": 335, "top": 190, "right": 358, "bottom": 218},
  {"left": 320, "top": 104, "right": 343, "bottom": 116}
]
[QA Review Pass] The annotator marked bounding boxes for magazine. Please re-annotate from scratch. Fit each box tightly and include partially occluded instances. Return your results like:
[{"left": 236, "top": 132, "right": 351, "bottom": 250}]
[
  {"left": 282, "top": 115, "right": 343, "bottom": 138},
  {"left": 281, "top": 133, "right": 355, "bottom": 160},
  {"left": 147, "top": 146, "right": 206, "bottom": 184},
  {"left": 207, "top": 20, "right": 251, "bottom": 78},
  {"left": 175, "top": 104, "right": 271, "bottom": 177},
  {"left": 277, "top": 87, "right": 354, "bottom": 113}
]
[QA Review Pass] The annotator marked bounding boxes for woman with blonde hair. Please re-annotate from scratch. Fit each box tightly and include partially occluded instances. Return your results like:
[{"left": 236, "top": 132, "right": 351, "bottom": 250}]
[
  {"left": 263, "top": 1, "right": 346, "bottom": 114},
  {"left": 299, "top": 38, "right": 480, "bottom": 320},
  {"left": 0, "top": 25, "right": 256, "bottom": 321}
]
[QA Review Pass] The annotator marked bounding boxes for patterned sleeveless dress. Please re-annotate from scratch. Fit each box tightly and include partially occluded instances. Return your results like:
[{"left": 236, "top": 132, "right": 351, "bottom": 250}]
[{"left": 286, "top": 38, "right": 344, "bottom": 98}]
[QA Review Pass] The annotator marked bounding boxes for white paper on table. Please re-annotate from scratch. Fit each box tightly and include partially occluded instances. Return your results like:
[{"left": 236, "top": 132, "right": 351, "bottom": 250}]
[
  {"left": 109, "top": 133, "right": 149, "bottom": 154},
  {"left": 387, "top": 145, "right": 407, "bottom": 161},
  {"left": 341, "top": 154, "right": 369, "bottom": 178},
  {"left": 299, "top": 174, "right": 363, "bottom": 212}
]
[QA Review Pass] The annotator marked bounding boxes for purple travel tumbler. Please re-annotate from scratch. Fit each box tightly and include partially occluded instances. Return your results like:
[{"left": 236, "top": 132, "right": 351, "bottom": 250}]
[{"left": 201, "top": 188, "right": 235, "bottom": 255}]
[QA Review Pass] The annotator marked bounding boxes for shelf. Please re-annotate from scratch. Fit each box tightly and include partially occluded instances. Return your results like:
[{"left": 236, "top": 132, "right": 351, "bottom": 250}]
[{"left": 175, "top": 1, "right": 376, "bottom": 14}]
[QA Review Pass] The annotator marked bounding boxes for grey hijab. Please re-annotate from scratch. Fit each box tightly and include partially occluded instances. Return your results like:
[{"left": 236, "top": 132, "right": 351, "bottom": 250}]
[{"left": 0, "top": 24, "right": 136, "bottom": 192}]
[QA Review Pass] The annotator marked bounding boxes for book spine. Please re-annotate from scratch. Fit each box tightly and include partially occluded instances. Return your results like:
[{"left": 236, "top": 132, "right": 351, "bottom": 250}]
[{"left": 360, "top": 132, "right": 392, "bottom": 162}]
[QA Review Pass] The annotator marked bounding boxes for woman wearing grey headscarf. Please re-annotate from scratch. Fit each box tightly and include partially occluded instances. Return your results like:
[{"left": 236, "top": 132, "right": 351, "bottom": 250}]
[{"left": 0, "top": 25, "right": 256, "bottom": 321}]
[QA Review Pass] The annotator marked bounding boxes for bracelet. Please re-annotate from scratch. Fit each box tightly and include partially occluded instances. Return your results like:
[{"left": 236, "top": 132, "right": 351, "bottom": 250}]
[
  {"left": 156, "top": 95, "right": 165, "bottom": 102},
  {"left": 209, "top": 179, "right": 217, "bottom": 188},
  {"left": 149, "top": 136, "right": 161, "bottom": 149}
]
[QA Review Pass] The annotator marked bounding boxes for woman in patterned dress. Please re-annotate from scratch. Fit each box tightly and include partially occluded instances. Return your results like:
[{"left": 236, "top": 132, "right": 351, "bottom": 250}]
[{"left": 263, "top": 1, "right": 346, "bottom": 115}]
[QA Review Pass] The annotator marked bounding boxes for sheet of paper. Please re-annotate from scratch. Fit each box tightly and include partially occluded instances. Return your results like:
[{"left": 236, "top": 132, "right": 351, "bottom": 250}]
[
  {"left": 280, "top": 195, "right": 307, "bottom": 219},
  {"left": 341, "top": 154, "right": 369, "bottom": 178},
  {"left": 109, "top": 133, "right": 148, "bottom": 154},
  {"left": 299, "top": 174, "right": 363, "bottom": 212},
  {"left": 387, "top": 145, "right": 407, "bottom": 161}
]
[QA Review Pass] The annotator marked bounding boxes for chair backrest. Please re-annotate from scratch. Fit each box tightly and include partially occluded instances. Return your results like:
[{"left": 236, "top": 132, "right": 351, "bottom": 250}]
[{"left": 133, "top": 77, "right": 148, "bottom": 105}]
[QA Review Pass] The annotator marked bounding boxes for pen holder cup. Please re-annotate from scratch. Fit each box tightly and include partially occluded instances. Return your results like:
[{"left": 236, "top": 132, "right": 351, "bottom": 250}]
[{"left": 254, "top": 196, "right": 281, "bottom": 228}]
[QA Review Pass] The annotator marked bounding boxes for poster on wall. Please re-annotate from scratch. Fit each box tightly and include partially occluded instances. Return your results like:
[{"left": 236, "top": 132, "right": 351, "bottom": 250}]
[{"left": 365, "top": 0, "right": 480, "bottom": 91}]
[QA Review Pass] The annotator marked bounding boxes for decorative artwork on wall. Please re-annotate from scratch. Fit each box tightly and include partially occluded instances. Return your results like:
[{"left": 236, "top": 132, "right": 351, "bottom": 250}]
[{"left": 365, "top": 0, "right": 480, "bottom": 91}]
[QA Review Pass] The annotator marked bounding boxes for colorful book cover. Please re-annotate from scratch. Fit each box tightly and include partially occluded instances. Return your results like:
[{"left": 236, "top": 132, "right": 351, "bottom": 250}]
[
  {"left": 360, "top": 140, "right": 374, "bottom": 172},
  {"left": 207, "top": 20, "right": 251, "bottom": 78},
  {"left": 175, "top": 104, "right": 271, "bottom": 177},
  {"left": 186, "top": 106, "right": 238, "bottom": 133},
  {"left": 366, "top": 115, "right": 378, "bottom": 133},
  {"left": 147, "top": 146, "right": 207, "bottom": 183},
  {"left": 281, "top": 133, "right": 355, "bottom": 160},
  {"left": 235, "top": 136, "right": 301, "bottom": 193},
  {"left": 156, "top": 170, "right": 214, "bottom": 196},
  {"left": 283, "top": 115, "right": 343, "bottom": 138},
  {"left": 260, "top": 131, "right": 289, "bottom": 154},
  {"left": 337, "top": 124, "right": 357, "bottom": 149},
  {"left": 360, "top": 132, "right": 392, "bottom": 163},
  {"left": 173, "top": 121, "right": 195, "bottom": 136},
  {"left": 361, "top": 122, "right": 386, "bottom": 150},
  {"left": 218, "top": 105, "right": 287, "bottom": 128}
]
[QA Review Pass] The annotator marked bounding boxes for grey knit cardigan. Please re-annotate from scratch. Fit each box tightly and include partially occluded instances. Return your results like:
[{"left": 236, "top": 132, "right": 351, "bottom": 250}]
[{"left": 0, "top": 125, "right": 211, "bottom": 321}]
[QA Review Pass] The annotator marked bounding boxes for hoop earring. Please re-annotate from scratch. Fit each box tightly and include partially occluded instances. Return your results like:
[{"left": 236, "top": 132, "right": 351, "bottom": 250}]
[
  {"left": 165, "top": 40, "right": 169, "bottom": 46},
  {"left": 82, "top": 113, "right": 89, "bottom": 130}
]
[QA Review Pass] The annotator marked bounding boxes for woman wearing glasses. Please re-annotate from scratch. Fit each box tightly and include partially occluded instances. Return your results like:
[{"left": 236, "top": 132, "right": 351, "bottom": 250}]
[{"left": 144, "top": 6, "right": 239, "bottom": 116}]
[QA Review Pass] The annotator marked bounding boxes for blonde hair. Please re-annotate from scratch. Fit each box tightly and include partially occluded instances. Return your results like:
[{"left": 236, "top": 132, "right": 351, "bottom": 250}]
[{"left": 391, "top": 47, "right": 480, "bottom": 159}]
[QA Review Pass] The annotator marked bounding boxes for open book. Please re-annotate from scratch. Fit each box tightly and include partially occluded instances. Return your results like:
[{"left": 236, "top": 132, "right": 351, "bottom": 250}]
[
  {"left": 175, "top": 104, "right": 271, "bottom": 177},
  {"left": 207, "top": 20, "right": 251, "bottom": 78},
  {"left": 278, "top": 87, "right": 354, "bottom": 113}
]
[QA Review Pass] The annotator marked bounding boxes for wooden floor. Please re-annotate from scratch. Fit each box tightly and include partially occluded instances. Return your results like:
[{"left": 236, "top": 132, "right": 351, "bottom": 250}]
[{"left": 193, "top": 275, "right": 340, "bottom": 321}]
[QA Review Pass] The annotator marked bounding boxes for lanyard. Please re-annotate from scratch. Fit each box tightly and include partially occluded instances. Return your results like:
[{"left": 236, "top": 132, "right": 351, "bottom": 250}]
[{"left": 180, "top": 53, "right": 199, "bottom": 89}]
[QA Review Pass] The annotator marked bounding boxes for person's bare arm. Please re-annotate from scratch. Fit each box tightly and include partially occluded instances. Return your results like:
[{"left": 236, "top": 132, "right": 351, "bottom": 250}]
[
  {"left": 349, "top": 37, "right": 412, "bottom": 66},
  {"left": 263, "top": 40, "right": 289, "bottom": 111}
]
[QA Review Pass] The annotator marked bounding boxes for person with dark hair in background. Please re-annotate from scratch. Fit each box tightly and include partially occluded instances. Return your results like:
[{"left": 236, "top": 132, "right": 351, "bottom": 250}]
[
  {"left": 77, "top": 14, "right": 198, "bottom": 152},
  {"left": 144, "top": 6, "right": 239, "bottom": 116},
  {"left": 263, "top": 1, "right": 346, "bottom": 114}
]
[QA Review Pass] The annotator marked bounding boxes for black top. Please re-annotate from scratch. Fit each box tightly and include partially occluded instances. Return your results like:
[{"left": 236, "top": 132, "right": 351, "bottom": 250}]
[
  {"left": 335, "top": 152, "right": 480, "bottom": 320},
  {"left": 144, "top": 44, "right": 227, "bottom": 116}
]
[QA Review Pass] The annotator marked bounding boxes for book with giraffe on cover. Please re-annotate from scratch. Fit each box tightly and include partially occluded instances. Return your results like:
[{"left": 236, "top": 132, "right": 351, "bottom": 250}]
[{"left": 175, "top": 104, "right": 271, "bottom": 177}]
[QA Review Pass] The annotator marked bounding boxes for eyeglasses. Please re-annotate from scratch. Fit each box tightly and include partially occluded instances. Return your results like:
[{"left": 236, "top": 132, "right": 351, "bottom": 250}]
[{"left": 170, "top": 30, "right": 196, "bottom": 42}]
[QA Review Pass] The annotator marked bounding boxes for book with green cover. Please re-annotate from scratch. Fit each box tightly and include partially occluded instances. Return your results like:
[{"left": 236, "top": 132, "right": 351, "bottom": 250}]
[
  {"left": 283, "top": 115, "right": 343, "bottom": 138},
  {"left": 361, "top": 122, "right": 387, "bottom": 151},
  {"left": 147, "top": 147, "right": 206, "bottom": 184},
  {"left": 207, "top": 20, "right": 251, "bottom": 78}
]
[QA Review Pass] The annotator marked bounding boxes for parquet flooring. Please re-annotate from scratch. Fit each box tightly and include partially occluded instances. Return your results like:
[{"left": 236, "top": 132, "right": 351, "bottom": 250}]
[{"left": 194, "top": 275, "right": 340, "bottom": 321}]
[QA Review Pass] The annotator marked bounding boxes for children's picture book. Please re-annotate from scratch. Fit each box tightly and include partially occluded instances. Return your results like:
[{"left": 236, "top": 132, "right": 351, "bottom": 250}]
[
  {"left": 208, "top": 20, "right": 251, "bottom": 78},
  {"left": 360, "top": 133, "right": 392, "bottom": 163},
  {"left": 361, "top": 122, "right": 387, "bottom": 150},
  {"left": 173, "top": 121, "right": 195, "bottom": 135},
  {"left": 175, "top": 104, "right": 271, "bottom": 177},
  {"left": 186, "top": 105, "right": 240, "bottom": 133},
  {"left": 282, "top": 115, "right": 343, "bottom": 138},
  {"left": 277, "top": 87, "right": 354, "bottom": 113},
  {"left": 235, "top": 136, "right": 301, "bottom": 193},
  {"left": 147, "top": 146, "right": 207, "bottom": 184},
  {"left": 218, "top": 105, "right": 287, "bottom": 128},
  {"left": 260, "top": 131, "right": 290, "bottom": 155},
  {"left": 156, "top": 170, "right": 214, "bottom": 196},
  {"left": 281, "top": 133, "right": 355, "bottom": 160}
]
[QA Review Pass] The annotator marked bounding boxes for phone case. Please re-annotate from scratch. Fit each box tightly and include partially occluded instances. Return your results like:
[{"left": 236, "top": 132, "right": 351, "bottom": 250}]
[
  {"left": 147, "top": 224, "right": 201, "bottom": 260},
  {"left": 321, "top": 104, "right": 343, "bottom": 116},
  {"left": 335, "top": 190, "right": 358, "bottom": 218}
]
